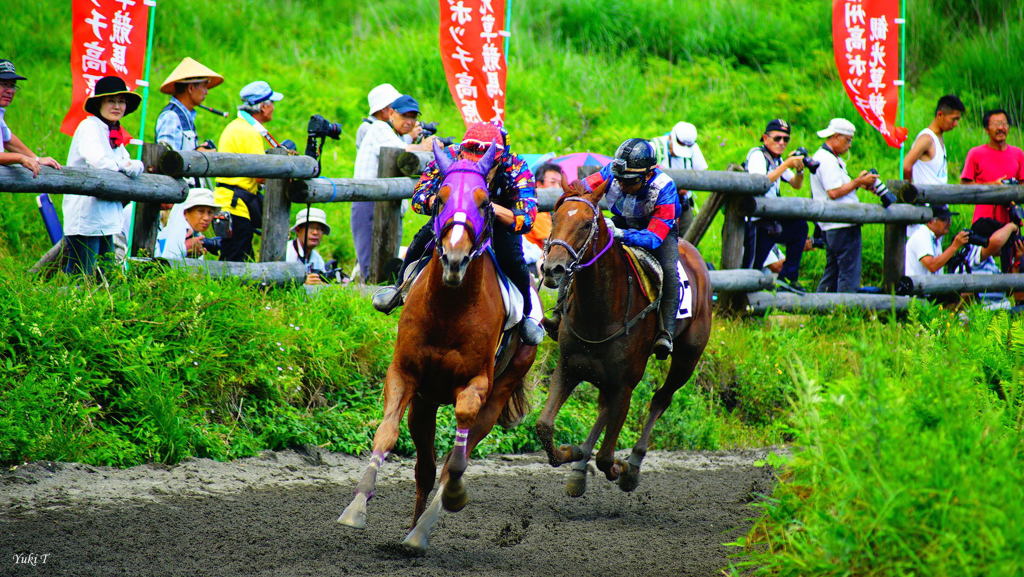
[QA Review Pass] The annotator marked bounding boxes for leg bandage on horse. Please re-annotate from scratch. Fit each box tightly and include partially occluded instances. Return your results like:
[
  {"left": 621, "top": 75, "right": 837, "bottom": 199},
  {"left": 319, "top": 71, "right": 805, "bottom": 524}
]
[{"left": 453, "top": 428, "right": 470, "bottom": 459}]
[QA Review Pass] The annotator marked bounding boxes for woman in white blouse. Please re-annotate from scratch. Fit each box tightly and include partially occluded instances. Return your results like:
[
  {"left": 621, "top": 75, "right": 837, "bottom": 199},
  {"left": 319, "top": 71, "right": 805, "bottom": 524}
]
[{"left": 64, "top": 75, "right": 145, "bottom": 274}]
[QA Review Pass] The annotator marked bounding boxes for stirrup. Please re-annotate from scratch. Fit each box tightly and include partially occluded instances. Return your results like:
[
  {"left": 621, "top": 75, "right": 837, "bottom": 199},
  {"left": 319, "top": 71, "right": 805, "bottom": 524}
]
[
  {"left": 520, "top": 318, "right": 546, "bottom": 346},
  {"left": 371, "top": 286, "right": 403, "bottom": 314},
  {"left": 652, "top": 332, "right": 673, "bottom": 360}
]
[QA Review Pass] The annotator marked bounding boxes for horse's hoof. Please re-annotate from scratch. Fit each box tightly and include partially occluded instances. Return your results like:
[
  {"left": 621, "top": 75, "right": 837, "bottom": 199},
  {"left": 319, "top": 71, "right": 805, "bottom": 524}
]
[
  {"left": 337, "top": 493, "right": 369, "bottom": 528},
  {"left": 565, "top": 470, "right": 587, "bottom": 498},
  {"left": 557, "top": 444, "right": 585, "bottom": 463},
  {"left": 617, "top": 462, "right": 641, "bottom": 492},
  {"left": 400, "top": 530, "right": 430, "bottom": 553},
  {"left": 442, "top": 481, "right": 469, "bottom": 512}
]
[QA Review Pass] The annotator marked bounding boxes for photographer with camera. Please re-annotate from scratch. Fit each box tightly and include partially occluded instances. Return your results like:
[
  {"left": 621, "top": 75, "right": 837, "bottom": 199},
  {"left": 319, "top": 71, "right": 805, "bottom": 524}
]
[
  {"left": 742, "top": 118, "right": 809, "bottom": 292},
  {"left": 212, "top": 80, "right": 287, "bottom": 262},
  {"left": 286, "top": 207, "right": 336, "bottom": 286},
  {"left": 351, "top": 94, "right": 436, "bottom": 281},
  {"left": 650, "top": 121, "right": 707, "bottom": 236},
  {"left": 961, "top": 109, "right": 1024, "bottom": 226},
  {"left": 155, "top": 188, "right": 221, "bottom": 260},
  {"left": 155, "top": 57, "right": 224, "bottom": 154},
  {"left": 809, "top": 118, "right": 883, "bottom": 293},
  {"left": 904, "top": 205, "right": 969, "bottom": 276},
  {"left": 949, "top": 218, "right": 1023, "bottom": 276}
]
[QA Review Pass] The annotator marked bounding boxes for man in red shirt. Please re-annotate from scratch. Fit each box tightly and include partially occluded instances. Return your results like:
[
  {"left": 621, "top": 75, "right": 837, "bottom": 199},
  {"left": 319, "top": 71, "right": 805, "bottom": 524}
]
[{"left": 960, "top": 109, "right": 1024, "bottom": 224}]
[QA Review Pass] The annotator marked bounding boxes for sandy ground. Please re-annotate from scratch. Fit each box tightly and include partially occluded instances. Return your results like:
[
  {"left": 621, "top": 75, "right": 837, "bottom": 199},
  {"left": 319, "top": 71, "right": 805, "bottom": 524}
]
[{"left": 1, "top": 447, "right": 779, "bottom": 577}]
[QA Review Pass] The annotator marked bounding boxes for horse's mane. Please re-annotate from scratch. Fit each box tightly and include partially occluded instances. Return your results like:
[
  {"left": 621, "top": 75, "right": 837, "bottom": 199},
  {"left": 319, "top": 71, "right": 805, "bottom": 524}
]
[{"left": 553, "top": 178, "right": 607, "bottom": 211}]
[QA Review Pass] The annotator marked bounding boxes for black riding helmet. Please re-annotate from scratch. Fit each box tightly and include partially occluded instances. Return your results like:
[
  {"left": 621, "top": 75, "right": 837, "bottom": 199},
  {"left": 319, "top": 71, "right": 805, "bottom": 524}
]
[{"left": 610, "top": 138, "right": 656, "bottom": 184}]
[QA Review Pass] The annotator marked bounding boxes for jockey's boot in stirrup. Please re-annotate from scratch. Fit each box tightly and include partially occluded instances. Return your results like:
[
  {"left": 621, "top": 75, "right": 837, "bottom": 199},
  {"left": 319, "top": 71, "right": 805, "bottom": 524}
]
[
  {"left": 371, "top": 285, "right": 403, "bottom": 314},
  {"left": 520, "top": 317, "right": 546, "bottom": 346},
  {"left": 653, "top": 331, "right": 673, "bottom": 360}
]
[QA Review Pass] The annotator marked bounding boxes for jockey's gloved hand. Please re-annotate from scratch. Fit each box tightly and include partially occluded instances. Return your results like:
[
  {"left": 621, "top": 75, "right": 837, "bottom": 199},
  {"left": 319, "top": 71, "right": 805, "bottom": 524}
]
[{"left": 606, "top": 218, "right": 624, "bottom": 239}]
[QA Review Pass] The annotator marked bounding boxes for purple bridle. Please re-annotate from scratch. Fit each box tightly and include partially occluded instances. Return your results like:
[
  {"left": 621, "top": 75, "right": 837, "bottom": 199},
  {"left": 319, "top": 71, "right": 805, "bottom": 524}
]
[
  {"left": 545, "top": 195, "right": 614, "bottom": 272},
  {"left": 431, "top": 139, "right": 497, "bottom": 260}
]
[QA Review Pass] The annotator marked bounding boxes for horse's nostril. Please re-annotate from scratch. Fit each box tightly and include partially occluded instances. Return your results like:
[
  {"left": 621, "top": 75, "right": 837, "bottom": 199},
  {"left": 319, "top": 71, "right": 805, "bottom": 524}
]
[{"left": 551, "top": 264, "right": 565, "bottom": 277}]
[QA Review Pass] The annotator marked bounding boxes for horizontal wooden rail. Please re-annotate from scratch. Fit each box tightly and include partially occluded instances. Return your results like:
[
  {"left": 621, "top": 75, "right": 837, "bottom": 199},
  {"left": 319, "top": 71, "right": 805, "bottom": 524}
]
[
  {"left": 707, "top": 269, "right": 775, "bottom": 292},
  {"left": 740, "top": 196, "right": 934, "bottom": 224},
  {"left": 160, "top": 258, "right": 306, "bottom": 286},
  {"left": 159, "top": 150, "right": 320, "bottom": 179},
  {"left": 0, "top": 165, "right": 188, "bottom": 203},
  {"left": 889, "top": 181, "right": 1024, "bottom": 205},
  {"left": 897, "top": 273, "right": 1024, "bottom": 296},
  {"left": 745, "top": 291, "right": 914, "bottom": 314},
  {"left": 289, "top": 177, "right": 415, "bottom": 203}
]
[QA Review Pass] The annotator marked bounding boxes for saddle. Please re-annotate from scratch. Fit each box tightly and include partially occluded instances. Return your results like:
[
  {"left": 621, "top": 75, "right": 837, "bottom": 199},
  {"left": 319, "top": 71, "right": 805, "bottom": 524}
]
[{"left": 620, "top": 245, "right": 694, "bottom": 320}]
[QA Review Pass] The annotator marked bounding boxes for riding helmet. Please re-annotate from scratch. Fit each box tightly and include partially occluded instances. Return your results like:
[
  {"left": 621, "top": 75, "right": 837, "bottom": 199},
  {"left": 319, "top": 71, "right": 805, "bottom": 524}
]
[{"left": 610, "top": 138, "right": 656, "bottom": 179}]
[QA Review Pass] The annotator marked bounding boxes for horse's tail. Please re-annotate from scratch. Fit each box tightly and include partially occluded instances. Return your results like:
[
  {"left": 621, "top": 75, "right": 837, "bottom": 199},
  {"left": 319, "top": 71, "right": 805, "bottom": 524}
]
[{"left": 498, "top": 379, "right": 531, "bottom": 429}]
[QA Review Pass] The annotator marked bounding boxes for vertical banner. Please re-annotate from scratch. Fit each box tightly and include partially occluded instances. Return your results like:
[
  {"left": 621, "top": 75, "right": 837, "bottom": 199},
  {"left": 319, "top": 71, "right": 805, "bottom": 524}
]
[
  {"left": 832, "top": 0, "right": 907, "bottom": 148},
  {"left": 60, "top": 0, "right": 151, "bottom": 136},
  {"left": 439, "top": 0, "right": 508, "bottom": 128}
]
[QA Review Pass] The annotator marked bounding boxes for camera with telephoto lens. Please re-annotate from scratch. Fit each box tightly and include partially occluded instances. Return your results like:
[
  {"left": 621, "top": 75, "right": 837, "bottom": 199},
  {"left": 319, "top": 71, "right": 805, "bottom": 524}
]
[
  {"left": 962, "top": 228, "right": 989, "bottom": 247},
  {"left": 1010, "top": 203, "right": 1024, "bottom": 227},
  {"left": 311, "top": 260, "right": 350, "bottom": 284},
  {"left": 305, "top": 114, "right": 342, "bottom": 160},
  {"left": 868, "top": 169, "right": 897, "bottom": 208},
  {"left": 418, "top": 121, "right": 455, "bottom": 147},
  {"left": 790, "top": 146, "right": 820, "bottom": 174}
]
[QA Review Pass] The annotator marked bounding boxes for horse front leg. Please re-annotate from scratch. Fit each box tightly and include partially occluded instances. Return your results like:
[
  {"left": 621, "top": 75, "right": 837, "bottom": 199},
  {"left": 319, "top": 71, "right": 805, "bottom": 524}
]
[
  {"left": 594, "top": 385, "right": 635, "bottom": 484},
  {"left": 338, "top": 365, "right": 414, "bottom": 529},
  {"left": 400, "top": 400, "right": 441, "bottom": 551},
  {"left": 441, "top": 373, "right": 490, "bottom": 512},
  {"left": 564, "top": 399, "right": 611, "bottom": 498},
  {"left": 536, "top": 360, "right": 584, "bottom": 467}
]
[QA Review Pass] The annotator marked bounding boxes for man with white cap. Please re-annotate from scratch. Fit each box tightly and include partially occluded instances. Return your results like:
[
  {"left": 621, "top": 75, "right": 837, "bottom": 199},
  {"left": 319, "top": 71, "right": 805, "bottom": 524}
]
[
  {"left": 355, "top": 83, "right": 402, "bottom": 149},
  {"left": 650, "top": 121, "right": 706, "bottom": 236},
  {"left": 155, "top": 57, "right": 224, "bottom": 152},
  {"left": 809, "top": 117, "right": 879, "bottom": 292},
  {"left": 213, "top": 80, "right": 285, "bottom": 261},
  {"left": 0, "top": 58, "right": 62, "bottom": 177},
  {"left": 287, "top": 207, "right": 332, "bottom": 285},
  {"left": 155, "top": 188, "right": 221, "bottom": 260}
]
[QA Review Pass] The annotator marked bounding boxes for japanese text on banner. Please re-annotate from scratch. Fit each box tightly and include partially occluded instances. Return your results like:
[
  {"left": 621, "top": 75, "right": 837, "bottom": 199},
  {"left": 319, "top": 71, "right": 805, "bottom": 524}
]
[
  {"left": 61, "top": 0, "right": 150, "bottom": 136},
  {"left": 439, "top": 0, "right": 508, "bottom": 128}
]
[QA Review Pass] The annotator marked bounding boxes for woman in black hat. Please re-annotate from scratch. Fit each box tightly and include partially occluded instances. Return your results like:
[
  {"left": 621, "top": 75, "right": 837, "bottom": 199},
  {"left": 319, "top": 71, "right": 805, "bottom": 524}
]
[{"left": 63, "top": 75, "right": 144, "bottom": 275}]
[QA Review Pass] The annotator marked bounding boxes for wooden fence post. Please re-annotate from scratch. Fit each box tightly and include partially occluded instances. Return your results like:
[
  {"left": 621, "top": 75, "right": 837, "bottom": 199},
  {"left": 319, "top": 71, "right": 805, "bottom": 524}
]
[
  {"left": 370, "top": 147, "right": 405, "bottom": 283},
  {"left": 260, "top": 148, "right": 292, "bottom": 262},
  {"left": 132, "top": 142, "right": 167, "bottom": 256},
  {"left": 882, "top": 223, "right": 906, "bottom": 291},
  {"left": 720, "top": 199, "right": 746, "bottom": 270}
]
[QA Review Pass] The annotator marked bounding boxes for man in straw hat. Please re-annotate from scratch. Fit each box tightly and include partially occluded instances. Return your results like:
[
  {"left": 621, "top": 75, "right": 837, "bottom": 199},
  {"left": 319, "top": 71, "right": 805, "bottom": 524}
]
[
  {"left": 155, "top": 57, "right": 224, "bottom": 152},
  {"left": 0, "top": 58, "right": 62, "bottom": 176}
]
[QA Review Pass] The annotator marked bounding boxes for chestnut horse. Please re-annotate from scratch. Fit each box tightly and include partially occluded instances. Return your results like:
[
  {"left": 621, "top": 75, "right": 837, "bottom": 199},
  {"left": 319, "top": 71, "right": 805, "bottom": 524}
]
[
  {"left": 337, "top": 141, "right": 536, "bottom": 551},
  {"left": 538, "top": 179, "right": 712, "bottom": 496}
]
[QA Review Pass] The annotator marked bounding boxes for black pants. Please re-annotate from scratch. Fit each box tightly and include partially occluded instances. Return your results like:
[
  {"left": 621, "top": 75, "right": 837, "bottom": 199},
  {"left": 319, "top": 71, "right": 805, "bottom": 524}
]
[
  {"left": 743, "top": 218, "right": 808, "bottom": 282},
  {"left": 403, "top": 218, "right": 534, "bottom": 316},
  {"left": 219, "top": 214, "right": 256, "bottom": 262},
  {"left": 612, "top": 216, "right": 678, "bottom": 336}
]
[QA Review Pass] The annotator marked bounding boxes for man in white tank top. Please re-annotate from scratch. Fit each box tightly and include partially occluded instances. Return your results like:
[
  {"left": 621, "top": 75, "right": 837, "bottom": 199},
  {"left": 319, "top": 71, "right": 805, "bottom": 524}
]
[{"left": 903, "top": 94, "right": 965, "bottom": 238}]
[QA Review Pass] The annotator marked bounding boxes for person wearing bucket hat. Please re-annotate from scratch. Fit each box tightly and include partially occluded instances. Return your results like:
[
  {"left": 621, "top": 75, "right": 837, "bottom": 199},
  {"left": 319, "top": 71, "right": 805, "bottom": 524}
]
[
  {"left": 63, "top": 75, "right": 145, "bottom": 275},
  {"left": 212, "top": 80, "right": 286, "bottom": 262},
  {"left": 355, "top": 83, "right": 403, "bottom": 148},
  {"left": 155, "top": 57, "right": 224, "bottom": 153},
  {"left": 649, "top": 121, "right": 706, "bottom": 236},
  {"left": 286, "top": 207, "right": 332, "bottom": 285},
  {"left": 373, "top": 122, "right": 546, "bottom": 346},
  {"left": 0, "top": 58, "right": 63, "bottom": 177},
  {"left": 352, "top": 93, "right": 436, "bottom": 281},
  {"left": 808, "top": 117, "right": 880, "bottom": 293},
  {"left": 155, "top": 188, "right": 222, "bottom": 260}
]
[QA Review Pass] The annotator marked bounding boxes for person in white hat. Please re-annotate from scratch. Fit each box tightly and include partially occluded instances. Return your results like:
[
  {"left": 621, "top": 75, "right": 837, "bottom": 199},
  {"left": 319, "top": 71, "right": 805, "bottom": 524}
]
[
  {"left": 287, "top": 207, "right": 331, "bottom": 285},
  {"left": 355, "top": 83, "right": 402, "bottom": 149},
  {"left": 155, "top": 57, "right": 224, "bottom": 153},
  {"left": 155, "top": 188, "right": 222, "bottom": 260},
  {"left": 650, "top": 121, "right": 707, "bottom": 236},
  {"left": 809, "top": 117, "right": 879, "bottom": 293}
]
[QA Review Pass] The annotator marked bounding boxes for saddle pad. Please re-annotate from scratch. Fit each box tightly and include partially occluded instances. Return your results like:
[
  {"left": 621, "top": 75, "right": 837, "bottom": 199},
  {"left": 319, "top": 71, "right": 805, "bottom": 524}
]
[
  {"left": 494, "top": 261, "right": 542, "bottom": 331},
  {"left": 621, "top": 245, "right": 693, "bottom": 320}
]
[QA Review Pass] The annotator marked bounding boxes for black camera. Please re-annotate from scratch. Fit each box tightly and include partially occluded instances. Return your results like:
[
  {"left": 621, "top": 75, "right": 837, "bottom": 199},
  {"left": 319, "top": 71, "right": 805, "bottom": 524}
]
[
  {"left": 1010, "top": 204, "right": 1024, "bottom": 226},
  {"left": 791, "top": 146, "right": 820, "bottom": 174},
  {"left": 1001, "top": 178, "right": 1021, "bottom": 186},
  {"left": 311, "top": 260, "right": 350, "bottom": 284},
  {"left": 305, "top": 114, "right": 342, "bottom": 160},
  {"left": 418, "top": 121, "right": 455, "bottom": 147},
  {"left": 962, "top": 228, "right": 989, "bottom": 247},
  {"left": 211, "top": 211, "right": 233, "bottom": 239},
  {"left": 868, "top": 169, "right": 897, "bottom": 208},
  {"left": 201, "top": 236, "right": 223, "bottom": 255}
]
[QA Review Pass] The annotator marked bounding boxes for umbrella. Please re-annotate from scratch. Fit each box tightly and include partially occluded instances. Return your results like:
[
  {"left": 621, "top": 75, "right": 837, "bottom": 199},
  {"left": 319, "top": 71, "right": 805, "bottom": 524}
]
[{"left": 550, "top": 152, "right": 612, "bottom": 182}]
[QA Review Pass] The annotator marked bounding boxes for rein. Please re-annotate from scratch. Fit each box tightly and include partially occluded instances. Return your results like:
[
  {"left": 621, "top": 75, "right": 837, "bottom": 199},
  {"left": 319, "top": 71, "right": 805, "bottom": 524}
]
[{"left": 546, "top": 195, "right": 660, "bottom": 344}]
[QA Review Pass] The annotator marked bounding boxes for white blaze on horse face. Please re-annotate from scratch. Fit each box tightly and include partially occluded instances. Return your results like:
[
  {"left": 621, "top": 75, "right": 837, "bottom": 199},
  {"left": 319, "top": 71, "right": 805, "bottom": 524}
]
[
  {"left": 567, "top": 209, "right": 578, "bottom": 217},
  {"left": 449, "top": 212, "right": 467, "bottom": 246}
]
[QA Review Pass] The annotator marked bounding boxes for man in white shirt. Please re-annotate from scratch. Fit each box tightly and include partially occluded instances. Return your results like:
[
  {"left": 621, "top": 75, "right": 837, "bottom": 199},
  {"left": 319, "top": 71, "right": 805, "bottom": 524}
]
[
  {"left": 903, "top": 94, "right": 964, "bottom": 238},
  {"left": 809, "top": 118, "right": 879, "bottom": 292},
  {"left": 904, "top": 205, "right": 969, "bottom": 276},
  {"left": 650, "top": 121, "right": 706, "bottom": 236},
  {"left": 0, "top": 59, "right": 62, "bottom": 176}
]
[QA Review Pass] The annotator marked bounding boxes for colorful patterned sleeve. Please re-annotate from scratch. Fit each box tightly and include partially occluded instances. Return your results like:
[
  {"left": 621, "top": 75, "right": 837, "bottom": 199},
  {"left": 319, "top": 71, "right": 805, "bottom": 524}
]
[
  {"left": 506, "top": 155, "right": 537, "bottom": 234},
  {"left": 411, "top": 144, "right": 458, "bottom": 215},
  {"left": 621, "top": 179, "right": 680, "bottom": 250}
]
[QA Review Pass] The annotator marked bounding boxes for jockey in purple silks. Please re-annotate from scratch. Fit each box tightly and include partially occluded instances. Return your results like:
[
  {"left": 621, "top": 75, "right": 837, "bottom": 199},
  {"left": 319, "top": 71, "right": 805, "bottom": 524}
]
[{"left": 372, "top": 122, "right": 546, "bottom": 346}]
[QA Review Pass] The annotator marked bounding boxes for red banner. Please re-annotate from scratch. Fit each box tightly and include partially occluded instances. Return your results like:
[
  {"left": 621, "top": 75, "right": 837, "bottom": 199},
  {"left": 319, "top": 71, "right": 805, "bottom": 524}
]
[
  {"left": 60, "top": 0, "right": 151, "bottom": 136},
  {"left": 439, "top": 0, "right": 508, "bottom": 128},
  {"left": 832, "top": 0, "right": 907, "bottom": 148}
]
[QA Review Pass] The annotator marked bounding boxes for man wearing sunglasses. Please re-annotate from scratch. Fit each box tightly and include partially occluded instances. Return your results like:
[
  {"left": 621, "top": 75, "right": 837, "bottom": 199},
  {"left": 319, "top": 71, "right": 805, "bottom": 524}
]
[
  {"left": 372, "top": 122, "right": 546, "bottom": 346},
  {"left": 743, "top": 118, "right": 809, "bottom": 292},
  {"left": 0, "top": 59, "right": 62, "bottom": 177},
  {"left": 579, "top": 138, "right": 681, "bottom": 359}
]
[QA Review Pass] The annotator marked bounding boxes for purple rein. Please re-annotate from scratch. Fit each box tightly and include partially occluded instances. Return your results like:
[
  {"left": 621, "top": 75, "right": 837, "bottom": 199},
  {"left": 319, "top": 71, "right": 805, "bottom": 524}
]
[{"left": 431, "top": 139, "right": 497, "bottom": 258}]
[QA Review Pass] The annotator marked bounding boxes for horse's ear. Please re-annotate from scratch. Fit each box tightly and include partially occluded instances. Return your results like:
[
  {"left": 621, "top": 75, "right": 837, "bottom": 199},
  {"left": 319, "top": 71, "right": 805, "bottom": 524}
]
[
  {"left": 475, "top": 140, "right": 499, "bottom": 175},
  {"left": 433, "top": 139, "right": 453, "bottom": 174},
  {"left": 589, "top": 178, "right": 610, "bottom": 202}
]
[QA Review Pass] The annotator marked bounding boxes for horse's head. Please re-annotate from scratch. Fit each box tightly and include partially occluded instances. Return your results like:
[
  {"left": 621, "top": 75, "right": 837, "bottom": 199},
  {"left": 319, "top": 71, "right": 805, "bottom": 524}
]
[
  {"left": 542, "top": 178, "right": 610, "bottom": 289},
  {"left": 432, "top": 138, "right": 497, "bottom": 287}
]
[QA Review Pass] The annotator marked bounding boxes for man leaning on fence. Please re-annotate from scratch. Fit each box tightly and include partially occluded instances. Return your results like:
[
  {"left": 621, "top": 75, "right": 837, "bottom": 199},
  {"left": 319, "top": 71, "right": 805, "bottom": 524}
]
[
  {"left": 0, "top": 59, "right": 61, "bottom": 177},
  {"left": 155, "top": 57, "right": 224, "bottom": 153},
  {"left": 213, "top": 81, "right": 285, "bottom": 262},
  {"left": 809, "top": 118, "right": 879, "bottom": 293},
  {"left": 904, "top": 204, "right": 968, "bottom": 277}
]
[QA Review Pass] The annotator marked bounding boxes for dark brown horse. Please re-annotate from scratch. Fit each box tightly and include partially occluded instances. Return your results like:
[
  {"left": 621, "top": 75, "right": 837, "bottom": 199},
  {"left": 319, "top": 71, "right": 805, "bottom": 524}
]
[
  {"left": 337, "top": 142, "right": 536, "bottom": 550},
  {"left": 538, "top": 179, "right": 712, "bottom": 496}
]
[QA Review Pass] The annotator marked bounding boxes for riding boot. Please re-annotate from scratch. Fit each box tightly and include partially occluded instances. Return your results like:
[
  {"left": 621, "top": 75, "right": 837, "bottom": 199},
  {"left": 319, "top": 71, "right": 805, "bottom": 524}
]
[
  {"left": 372, "top": 219, "right": 434, "bottom": 314},
  {"left": 653, "top": 226, "right": 680, "bottom": 360}
]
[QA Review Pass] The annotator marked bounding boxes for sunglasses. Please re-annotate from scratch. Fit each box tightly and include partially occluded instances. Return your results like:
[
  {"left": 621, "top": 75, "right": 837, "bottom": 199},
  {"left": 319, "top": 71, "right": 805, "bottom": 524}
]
[
  {"left": 461, "top": 140, "right": 504, "bottom": 156},
  {"left": 770, "top": 135, "right": 790, "bottom": 143}
]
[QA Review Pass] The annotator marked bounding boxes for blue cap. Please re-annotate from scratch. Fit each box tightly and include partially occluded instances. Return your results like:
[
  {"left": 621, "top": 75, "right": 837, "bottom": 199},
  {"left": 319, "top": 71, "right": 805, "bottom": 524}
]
[
  {"left": 390, "top": 95, "right": 420, "bottom": 115},
  {"left": 239, "top": 81, "right": 283, "bottom": 105}
]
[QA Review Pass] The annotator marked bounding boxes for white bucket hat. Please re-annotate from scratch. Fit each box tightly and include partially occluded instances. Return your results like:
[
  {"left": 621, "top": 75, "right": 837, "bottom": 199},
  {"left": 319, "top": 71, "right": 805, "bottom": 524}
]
[
  {"left": 181, "top": 188, "right": 220, "bottom": 212},
  {"left": 292, "top": 207, "right": 331, "bottom": 235},
  {"left": 367, "top": 83, "right": 402, "bottom": 116},
  {"left": 816, "top": 118, "right": 856, "bottom": 138}
]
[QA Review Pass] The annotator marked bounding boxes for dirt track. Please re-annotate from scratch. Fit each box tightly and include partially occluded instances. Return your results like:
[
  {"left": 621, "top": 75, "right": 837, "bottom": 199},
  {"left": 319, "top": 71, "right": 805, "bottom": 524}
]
[{"left": 1, "top": 448, "right": 777, "bottom": 577}]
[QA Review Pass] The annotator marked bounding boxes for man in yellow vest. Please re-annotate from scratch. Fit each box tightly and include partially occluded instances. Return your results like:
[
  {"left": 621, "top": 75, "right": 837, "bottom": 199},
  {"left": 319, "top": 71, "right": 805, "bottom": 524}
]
[{"left": 213, "top": 80, "right": 284, "bottom": 261}]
